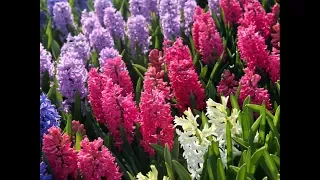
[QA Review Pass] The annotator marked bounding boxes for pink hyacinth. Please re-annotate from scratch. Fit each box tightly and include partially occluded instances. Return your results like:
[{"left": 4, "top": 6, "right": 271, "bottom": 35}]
[
  {"left": 148, "top": 49, "right": 164, "bottom": 72},
  {"left": 101, "top": 77, "right": 139, "bottom": 148},
  {"left": 139, "top": 66, "right": 174, "bottom": 155},
  {"left": 217, "top": 69, "right": 239, "bottom": 97},
  {"left": 271, "top": 23, "right": 280, "bottom": 53},
  {"left": 103, "top": 56, "right": 134, "bottom": 96},
  {"left": 237, "top": 25, "right": 270, "bottom": 72},
  {"left": 239, "top": 0, "right": 273, "bottom": 38},
  {"left": 239, "top": 68, "right": 272, "bottom": 109},
  {"left": 192, "top": 6, "right": 224, "bottom": 64},
  {"left": 219, "top": 0, "right": 243, "bottom": 24},
  {"left": 268, "top": 53, "right": 280, "bottom": 83},
  {"left": 42, "top": 127, "right": 78, "bottom": 180},
  {"left": 268, "top": 3, "right": 280, "bottom": 26},
  {"left": 72, "top": 120, "right": 87, "bottom": 144},
  {"left": 77, "top": 137, "right": 122, "bottom": 180},
  {"left": 88, "top": 68, "right": 105, "bottom": 123},
  {"left": 163, "top": 38, "right": 205, "bottom": 113}
]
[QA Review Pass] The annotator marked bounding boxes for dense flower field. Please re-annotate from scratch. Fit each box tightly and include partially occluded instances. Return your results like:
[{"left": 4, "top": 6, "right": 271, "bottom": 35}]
[{"left": 40, "top": 0, "right": 280, "bottom": 179}]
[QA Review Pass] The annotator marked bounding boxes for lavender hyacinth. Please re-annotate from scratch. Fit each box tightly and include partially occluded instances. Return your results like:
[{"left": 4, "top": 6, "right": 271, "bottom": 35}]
[
  {"left": 94, "top": 0, "right": 113, "bottom": 26},
  {"left": 56, "top": 53, "right": 88, "bottom": 102},
  {"left": 40, "top": 43, "right": 54, "bottom": 86},
  {"left": 159, "top": 0, "right": 181, "bottom": 39},
  {"left": 178, "top": 0, "right": 186, "bottom": 11},
  {"left": 60, "top": 33, "right": 91, "bottom": 62},
  {"left": 47, "top": 0, "right": 67, "bottom": 15},
  {"left": 89, "top": 26, "right": 114, "bottom": 52},
  {"left": 40, "top": 161, "right": 52, "bottom": 180},
  {"left": 99, "top": 47, "right": 120, "bottom": 70},
  {"left": 81, "top": 10, "right": 101, "bottom": 38},
  {"left": 208, "top": 0, "right": 220, "bottom": 17},
  {"left": 129, "top": 0, "right": 151, "bottom": 22},
  {"left": 149, "top": 0, "right": 159, "bottom": 14},
  {"left": 183, "top": 0, "right": 197, "bottom": 36},
  {"left": 52, "top": 2, "right": 76, "bottom": 38},
  {"left": 127, "top": 15, "right": 151, "bottom": 56},
  {"left": 40, "top": 93, "right": 60, "bottom": 143},
  {"left": 104, "top": 7, "right": 125, "bottom": 40}
]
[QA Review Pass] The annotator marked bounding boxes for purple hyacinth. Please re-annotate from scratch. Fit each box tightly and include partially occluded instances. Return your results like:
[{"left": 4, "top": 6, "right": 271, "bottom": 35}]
[
  {"left": 56, "top": 53, "right": 88, "bottom": 102},
  {"left": 94, "top": 0, "right": 113, "bottom": 26},
  {"left": 81, "top": 10, "right": 101, "bottom": 39},
  {"left": 47, "top": 0, "right": 67, "bottom": 15},
  {"left": 52, "top": 2, "right": 76, "bottom": 38},
  {"left": 40, "top": 161, "right": 53, "bottom": 180},
  {"left": 104, "top": 7, "right": 125, "bottom": 40},
  {"left": 149, "top": 0, "right": 159, "bottom": 14},
  {"left": 40, "top": 10, "right": 47, "bottom": 29},
  {"left": 129, "top": 0, "right": 151, "bottom": 22},
  {"left": 208, "top": 0, "right": 220, "bottom": 17},
  {"left": 178, "top": 0, "right": 186, "bottom": 11},
  {"left": 159, "top": 0, "right": 181, "bottom": 39},
  {"left": 40, "top": 93, "right": 60, "bottom": 143},
  {"left": 183, "top": 0, "right": 197, "bottom": 36},
  {"left": 40, "top": 43, "right": 54, "bottom": 86},
  {"left": 60, "top": 33, "right": 91, "bottom": 62},
  {"left": 99, "top": 47, "right": 120, "bottom": 70},
  {"left": 89, "top": 26, "right": 114, "bottom": 52},
  {"left": 127, "top": 15, "right": 151, "bottom": 56}
]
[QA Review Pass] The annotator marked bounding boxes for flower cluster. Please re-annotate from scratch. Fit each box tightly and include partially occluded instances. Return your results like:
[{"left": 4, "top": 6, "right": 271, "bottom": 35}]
[
  {"left": 40, "top": 43, "right": 54, "bottom": 86},
  {"left": 159, "top": 0, "right": 181, "bottom": 39}
]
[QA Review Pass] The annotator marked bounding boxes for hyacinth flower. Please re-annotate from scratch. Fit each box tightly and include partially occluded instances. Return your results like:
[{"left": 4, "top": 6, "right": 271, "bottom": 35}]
[
  {"left": 52, "top": 2, "right": 76, "bottom": 39},
  {"left": 89, "top": 26, "right": 115, "bottom": 53},
  {"left": 40, "top": 93, "right": 60, "bottom": 143},
  {"left": 148, "top": 49, "right": 164, "bottom": 73},
  {"left": 219, "top": 0, "right": 243, "bottom": 25},
  {"left": 206, "top": 96, "right": 242, "bottom": 167},
  {"left": 103, "top": 7, "right": 125, "bottom": 40},
  {"left": 217, "top": 69, "right": 239, "bottom": 97},
  {"left": 192, "top": 6, "right": 224, "bottom": 65},
  {"left": 174, "top": 108, "right": 216, "bottom": 180},
  {"left": 81, "top": 10, "right": 101, "bottom": 39},
  {"left": 40, "top": 43, "right": 54, "bottom": 87},
  {"left": 47, "top": 0, "right": 67, "bottom": 15},
  {"left": 183, "top": 0, "right": 197, "bottom": 36},
  {"left": 136, "top": 165, "right": 169, "bottom": 180},
  {"left": 163, "top": 38, "right": 205, "bottom": 113},
  {"left": 129, "top": 0, "right": 152, "bottom": 22},
  {"left": 42, "top": 127, "right": 78, "bottom": 180},
  {"left": 139, "top": 67, "right": 173, "bottom": 155},
  {"left": 40, "top": 161, "right": 52, "bottom": 180},
  {"left": 94, "top": 0, "right": 113, "bottom": 26},
  {"left": 237, "top": 25, "right": 270, "bottom": 71},
  {"left": 239, "top": 68, "right": 272, "bottom": 109},
  {"left": 271, "top": 22, "right": 280, "bottom": 53},
  {"left": 77, "top": 137, "right": 122, "bottom": 180},
  {"left": 56, "top": 52, "right": 88, "bottom": 103},
  {"left": 208, "top": 0, "right": 220, "bottom": 16},
  {"left": 159, "top": 0, "right": 181, "bottom": 39},
  {"left": 99, "top": 47, "right": 120, "bottom": 71},
  {"left": 239, "top": 0, "right": 274, "bottom": 38},
  {"left": 126, "top": 15, "right": 151, "bottom": 56},
  {"left": 60, "top": 33, "right": 91, "bottom": 62},
  {"left": 71, "top": 120, "right": 87, "bottom": 144}
]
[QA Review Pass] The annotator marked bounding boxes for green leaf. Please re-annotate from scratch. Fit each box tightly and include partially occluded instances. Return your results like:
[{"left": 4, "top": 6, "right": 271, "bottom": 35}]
[
  {"left": 75, "top": 131, "right": 82, "bottom": 151},
  {"left": 226, "top": 121, "right": 233, "bottom": 167},
  {"left": 66, "top": 114, "right": 72, "bottom": 138},
  {"left": 236, "top": 164, "right": 247, "bottom": 180},
  {"left": 276, "top": 81, "right": 280, "bottom": 95},
  {"left": 230, "top": 165, "right": 240, "bottom": 173},
  {"left": 200, "top": 65, "right": 208, "bottom": 80},
  {"left": 258, "top": 102, "right": 266, "bottom": 147},
  {"left": 263, "top": 150, "right": 279, "bottom": 180},
  {"left": 206, "top": 158, "right": 214, "bottom": 180},
  {"left": 245, "top": 147, "right": 251, "bottom": 173},
  {"left": 135, "top": 77, "right": 142, "bottom": 104},
  {"left": 232, "top": 137, "right": 249, "bottom": 150},
  {"left": 189, "top": 36, "right": 196, "bottom": 56},
  {"left": 266, "top": 116, "right": 280, "bottom": 143},
  {"left": 270, "top": 155, "right": 280, "bottom": 169},
  {"left": 172, "top": 136, "right": 180, "bottom": 160},
  {"left": 230, "top": 93, "right": 240, "bottom": 110},
  {"left": 41, "top": 70, "right": 50, "bottom": 93},
  {"left": 155, "top": 35, "right": 160, "bottom": 49},
  {"left": 73, "top": 91, "right": 82, "bottom": 122},
  {"left": 217, "top": 158, "right": 226, "bottom": 180},
  {"left": 164, "top": 144, "right": 175, "bottom": 179},
  {"left": 273, "top": 106, "right": 280, "bottom": 131},
  {"left": 131, "top": 60, "right": 145, "bottom": 79},
  {"left": 121, "top": 49, "right": 126, "bottom": 57},
  {"left": 245, "top": 104, "right": 274, "bottom": 120},
  {"left": 193, "top": 52, "right": 200, "bottom": 65},
  {"left": 132, "top": 63, "right": 147, "bottom": 73},
  {"left": 206, "top": 80, "right": 217, "bottom": 100},
  {"left": 91, "top": 51, "right": 99, "bottom": 67},
  {"left": 190, "top": 92, "right": 197, "bottom": 110},
  {"left": 235, "top": 83, "right": 241, "bottom": 100},
  {"left": 150, "top": 144, "right": 165, "bottom": 158},
  {"left": 201, "top": 111, "right": 209, "bottom": 128},
  {"left": 172, "top": 160, "right": 192, "bottom": 180},
  {"left": 51, "top": 39, "right": 60, "bottom": 60},
  {"left": 249, "top": 146, "right": 266, "bottom": 174},
  {"left": 212, "top": 10, "right": 221, "bottom": 31},
  {"left": 46, "top": 18, "right": 52, "bottom": 49},
  {"left": 238, "top": 150, "right": 247, "bottom": 167},
  {"left": 127, "top": 171, "right": 136, "bottom": 180}
]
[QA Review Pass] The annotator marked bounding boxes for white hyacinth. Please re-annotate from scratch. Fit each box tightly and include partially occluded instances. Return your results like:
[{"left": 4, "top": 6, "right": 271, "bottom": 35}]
[
  {"left": 174, "top": 108, "right": 216, "bottom": 180},
  {"left": 136, "top": 165, "right": 169, "bottom": 180}
]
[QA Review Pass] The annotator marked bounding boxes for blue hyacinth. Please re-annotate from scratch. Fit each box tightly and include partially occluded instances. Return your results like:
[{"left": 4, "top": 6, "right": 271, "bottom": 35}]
[
  {"left": 40, "top": 161, "right": 52, "bottom": 180},
  {"left": 40, "top": 93, "right": 60, "bottom": 143}
]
